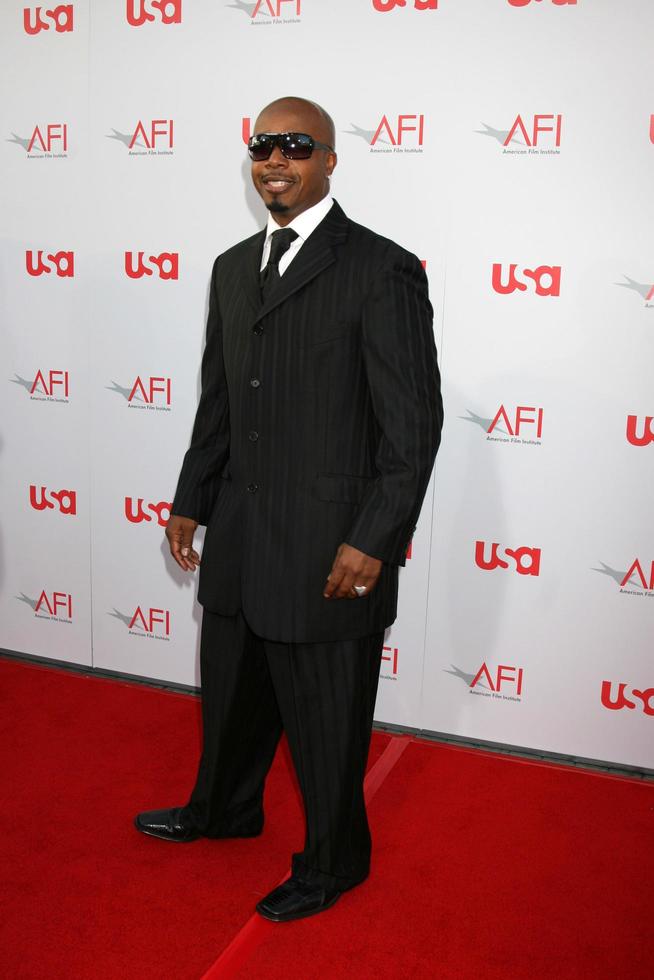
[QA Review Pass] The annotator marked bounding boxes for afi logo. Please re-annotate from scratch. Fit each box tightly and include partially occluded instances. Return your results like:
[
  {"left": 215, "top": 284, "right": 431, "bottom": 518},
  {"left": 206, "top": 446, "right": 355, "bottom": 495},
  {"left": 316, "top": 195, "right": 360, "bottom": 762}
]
[
  {"left": 26, "top": 250, "right": 74, "bottom": 278},
  {"left": 30, "top": 370, "right": 69, "bottom": 397},
  {"left": 29, "top": 486, "right": 77, "bottom": 515},
  {"left": 27, "top": 123, "right": 68, "bottom": 152},
  {"left": 35, "top": 590, "right": 72, "bottom": 618},
  {"left": 373, "top": 0, "right": 437, "bottom": 9},
  {"left": 125, "top": 252, "right": 178, "bottom": 280},
  {"left": 128, "top": 376, "right": 172, "bottom": 405},
  {"left": 381, "top": 645, "right": 399, "bottom": 676},
  {"left": 601, "top": 681, "right": 654, "bottom": 717},
  {"left": 129, "top": 605, "right": 171, "bottom": 635},
  {"left": 471, "top": 662, "right": 524, "bottom": 695},
  {"left": 615, "top": 275, "right": 654, "bottom": 305},
  {"left": 252, "top": 0, "right": 301, "bottom": 15},
  {"left": 126, "top": 0, "right": 182, "bottom": 26},
  {"left": 372, "top": 114, "right": 424, "bottom": 146},
  {"left": 492, "top": 264, "right": 560, "bottom": 296},
  {"left": 125, "top": 497, "right": 171, "bottom": 527},
  {"left": 475, "top": 541, "right": 541, "bottom": 577},
  {"left": 505, "top": 114, "right": 562, "bottom": 147},
  {"left": 508, "top": 0, "right": 576, "bottom": 6},
  {"left": 620, "top": 559, "right": 654, "bottom": 591},
  {"left": 129, "top": 120, "right": 174, "bottom": 149},
  {"left": 488, "top": 405, "right": 544, "bottom": 439},
  {"left": 626, "top": 415, "right": 654, "bottom": 447},
  {"left": 24, "top": 5, "right": 73, "bottom": 34}
]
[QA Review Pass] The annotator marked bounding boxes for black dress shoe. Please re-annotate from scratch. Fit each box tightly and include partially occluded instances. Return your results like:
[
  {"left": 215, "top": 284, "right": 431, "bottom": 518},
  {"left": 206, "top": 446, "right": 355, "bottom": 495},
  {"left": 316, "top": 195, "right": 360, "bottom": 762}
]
[
  {"left": 256, "top": 875, "right": 343, "bottom": 923},
  {"left": 134, "top": 807, "right": 201, "bottom": 843}
]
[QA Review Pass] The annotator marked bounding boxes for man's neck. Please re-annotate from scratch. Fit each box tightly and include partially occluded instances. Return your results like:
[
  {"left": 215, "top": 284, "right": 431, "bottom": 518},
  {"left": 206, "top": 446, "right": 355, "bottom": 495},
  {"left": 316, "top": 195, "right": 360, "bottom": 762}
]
[{"left": 267, "top": 193, "right": 332, "bottom": 230}]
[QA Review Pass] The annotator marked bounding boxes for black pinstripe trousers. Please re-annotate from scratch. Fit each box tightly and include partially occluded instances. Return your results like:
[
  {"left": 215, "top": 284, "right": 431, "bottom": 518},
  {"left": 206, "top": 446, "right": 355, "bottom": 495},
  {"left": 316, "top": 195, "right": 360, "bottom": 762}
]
[{"left": 183, "top": 608, "right": 384, "bottom": 891}]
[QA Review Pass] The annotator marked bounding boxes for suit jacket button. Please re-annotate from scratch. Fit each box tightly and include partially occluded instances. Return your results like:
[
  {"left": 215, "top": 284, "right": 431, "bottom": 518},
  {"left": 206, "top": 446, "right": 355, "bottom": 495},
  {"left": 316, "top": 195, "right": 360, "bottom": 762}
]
[
  {"left": 250, "top": 378, "right": 261, "bottom": 388},
  {"left": 248, "top": 430, "right": 259, "bottom": 442},
  {"left": 247, "top": 482, "right": 259, "bottom": 493},
  {"left": 253, "top": 325, "right": 263, "bottom": 336}
]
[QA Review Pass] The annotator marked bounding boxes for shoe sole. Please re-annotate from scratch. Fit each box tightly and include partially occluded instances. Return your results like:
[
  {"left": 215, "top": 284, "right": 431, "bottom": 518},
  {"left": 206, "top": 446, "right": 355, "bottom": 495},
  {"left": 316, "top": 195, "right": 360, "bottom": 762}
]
[
  {"left": 133, "top": 817, "right": 263, "bottom": 842},
  {"left": 255, "top": 891, "right": 342, "bottom": 923},
  {"left": 133, "top": 816, "right": 201, "bottom": 842}
]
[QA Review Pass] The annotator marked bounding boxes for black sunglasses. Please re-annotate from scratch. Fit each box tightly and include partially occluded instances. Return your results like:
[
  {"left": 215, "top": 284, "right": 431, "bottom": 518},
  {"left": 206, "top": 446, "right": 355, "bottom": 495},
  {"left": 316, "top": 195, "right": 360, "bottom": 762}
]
[{"left": 248, "top": 132, "right": 335, "bottom": 161}]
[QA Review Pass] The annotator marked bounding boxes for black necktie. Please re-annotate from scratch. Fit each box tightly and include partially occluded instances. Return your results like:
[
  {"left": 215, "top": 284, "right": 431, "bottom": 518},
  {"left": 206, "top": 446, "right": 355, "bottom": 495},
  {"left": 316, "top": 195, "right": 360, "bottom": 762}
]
[{"left": 260, "top": 227, "right": 298, "bottom": 303}]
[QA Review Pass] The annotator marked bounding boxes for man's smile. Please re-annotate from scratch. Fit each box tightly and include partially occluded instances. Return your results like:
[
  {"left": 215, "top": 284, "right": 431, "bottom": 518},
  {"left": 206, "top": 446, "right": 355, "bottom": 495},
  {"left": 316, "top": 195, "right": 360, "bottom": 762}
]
[{"left": 262, "top": 175, "right": 295, "bottom": 194}]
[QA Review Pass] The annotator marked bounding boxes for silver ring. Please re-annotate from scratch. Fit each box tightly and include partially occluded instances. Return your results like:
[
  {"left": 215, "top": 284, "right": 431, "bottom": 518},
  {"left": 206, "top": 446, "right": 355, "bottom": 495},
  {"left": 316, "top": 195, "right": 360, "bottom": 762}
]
[{"left": 353, "top": 585, "right": 366, "bottom": 596}]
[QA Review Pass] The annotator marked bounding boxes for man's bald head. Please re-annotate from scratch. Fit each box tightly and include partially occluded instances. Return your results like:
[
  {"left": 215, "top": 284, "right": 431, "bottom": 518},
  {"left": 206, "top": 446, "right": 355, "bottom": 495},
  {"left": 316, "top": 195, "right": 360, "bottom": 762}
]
[{"left": 254, "top": 97, "right": 336, "bottom": 150}]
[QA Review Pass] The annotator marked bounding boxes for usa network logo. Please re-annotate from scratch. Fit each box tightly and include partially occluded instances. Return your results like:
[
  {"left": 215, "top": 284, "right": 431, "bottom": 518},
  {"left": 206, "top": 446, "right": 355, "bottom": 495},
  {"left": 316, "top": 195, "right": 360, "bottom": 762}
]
[
  {"left": 106, "top": 120, "right": 174, "bottom": 156},
  {"left": 626, "top": 415, "right": 654, "bottom": 447},
  {"left": 476, "top": 114, "right": 562, "bottom": 155},
  {"left": 615, "top": 274, "right": 654, "bottom": 308},
  {"left": 227, "top": 0, "right": 302, "bottom": 25},
  {"left": 109, "top": 605, "right": 171, "bottom": 641},
  {"left": 492, "top": 263, "right": 560, "bottom": 296},
  {"left": 125, "top": 497, "right": 171, "bottom": 526},
  {"left": 508, "top": 0, "right": 577, "bottom": 6},
  {"left": 475, "top": 541, "right": 541, "bottom": 576},
  {"left": 26, "top": 250, "right": 74, "bottom": 277},
  {"left": 7, "top": 123, "right": 68, "bottom": 158},
  {"left": 601, "top": 680, "right": 653, "bottom": 718},
  {"left": 126, "top": 0, "right": 182, "bottom": 26},
  {"left": 24, "top": 4, "right": 74, "bottom": 34},
  {"left": 125, "top": 251, "right": 178, "bottom": 279},
  {"left": 593, "top": 558, "right": 654, "bottom": 598},
  {"left": 106, "top": 376, "right": 172, "bottom": 411},
  {"left": 460, "top": 404, "right": 543, "bottom": 446},
  {"left": 29, "top": 485, "right": 77, "bottom": 515},
  {"left": 444, "top": 662, "right": 525, "bottom": 703},
  {"left": 372, "top": 0, "right": 438, "bottom": 10},
  {"left": 344, "top": 115, "right": 425, "bottom": 154},
  {"left": 16, "top": 589, "right": 73, "bottom": 623},
  {"left": 10, "top": 369, "right": 70, "bottom": 403}
]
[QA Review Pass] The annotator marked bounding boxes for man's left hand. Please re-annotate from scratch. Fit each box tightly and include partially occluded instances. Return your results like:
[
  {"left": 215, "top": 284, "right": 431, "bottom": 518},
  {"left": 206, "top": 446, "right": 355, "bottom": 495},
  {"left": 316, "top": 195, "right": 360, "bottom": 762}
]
[{"left": 323, "top": 543, "right": 382, "bottom": 600}]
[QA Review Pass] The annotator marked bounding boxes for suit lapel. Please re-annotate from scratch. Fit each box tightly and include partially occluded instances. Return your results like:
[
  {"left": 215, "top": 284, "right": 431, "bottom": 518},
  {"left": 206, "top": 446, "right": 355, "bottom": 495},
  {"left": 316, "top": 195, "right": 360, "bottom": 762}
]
[
  {"left": 251, "top": 201, "right": 350, "bottom": 324},
  {"left": 240, "top": 229, "right": 266, "bottom": 315}
]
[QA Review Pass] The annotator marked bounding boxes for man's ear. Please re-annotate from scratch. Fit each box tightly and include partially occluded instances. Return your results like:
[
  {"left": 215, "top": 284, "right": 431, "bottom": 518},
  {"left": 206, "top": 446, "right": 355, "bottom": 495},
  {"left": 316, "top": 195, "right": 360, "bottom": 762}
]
[{"left": 326, "top": 152, "right": 337, "bottom": 177}]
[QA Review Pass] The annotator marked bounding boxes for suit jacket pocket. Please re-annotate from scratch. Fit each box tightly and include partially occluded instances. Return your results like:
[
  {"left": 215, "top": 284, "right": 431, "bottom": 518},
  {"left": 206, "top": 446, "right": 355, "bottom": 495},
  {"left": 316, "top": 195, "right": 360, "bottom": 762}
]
[
  {"left": 313, "top": 473, "right": 373, "bottom": 504},
  {"left": 300, "top": 320, "right": 358, "bottom": 348}
]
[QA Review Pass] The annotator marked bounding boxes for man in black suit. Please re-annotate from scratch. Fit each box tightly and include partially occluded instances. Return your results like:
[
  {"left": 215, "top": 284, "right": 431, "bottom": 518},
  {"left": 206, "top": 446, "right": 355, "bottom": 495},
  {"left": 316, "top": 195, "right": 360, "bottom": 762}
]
[{"left": 135, "top": 97, "right": 442, "bottom": 922}]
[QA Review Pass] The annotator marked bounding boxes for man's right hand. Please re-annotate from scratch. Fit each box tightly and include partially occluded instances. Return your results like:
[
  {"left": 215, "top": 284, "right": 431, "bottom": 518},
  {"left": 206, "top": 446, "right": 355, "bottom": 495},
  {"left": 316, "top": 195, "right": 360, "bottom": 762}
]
[{"left": 166, "top": 515, "right": 200, "bottom": 572}]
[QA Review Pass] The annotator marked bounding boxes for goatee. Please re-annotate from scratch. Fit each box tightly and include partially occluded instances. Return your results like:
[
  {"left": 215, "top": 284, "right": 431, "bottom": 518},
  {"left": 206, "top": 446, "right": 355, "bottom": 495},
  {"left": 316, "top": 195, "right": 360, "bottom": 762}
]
[{"left": 266, "top": 200, "right": 290, "bottom": 214}]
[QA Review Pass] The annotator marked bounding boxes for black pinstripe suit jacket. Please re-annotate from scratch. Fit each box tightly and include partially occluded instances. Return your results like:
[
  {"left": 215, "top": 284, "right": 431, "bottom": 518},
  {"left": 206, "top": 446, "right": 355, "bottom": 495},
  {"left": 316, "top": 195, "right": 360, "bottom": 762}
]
[{"left": 172, "top": 201, "right": 443, "bottom": 642}]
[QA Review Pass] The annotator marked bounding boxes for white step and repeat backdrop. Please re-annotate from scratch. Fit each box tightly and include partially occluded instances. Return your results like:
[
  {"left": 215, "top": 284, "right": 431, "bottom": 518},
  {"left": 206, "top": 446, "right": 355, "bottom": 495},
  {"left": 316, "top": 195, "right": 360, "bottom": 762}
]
[{"left": 1, "top": 0, "right": 652, "bottom": 769}]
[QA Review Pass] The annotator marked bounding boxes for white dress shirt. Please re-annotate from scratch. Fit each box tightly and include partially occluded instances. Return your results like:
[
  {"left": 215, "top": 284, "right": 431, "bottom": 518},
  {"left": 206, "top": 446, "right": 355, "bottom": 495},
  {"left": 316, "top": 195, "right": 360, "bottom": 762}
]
[{"left": 260, "top": 194, "right": 334, "bottom": 277}]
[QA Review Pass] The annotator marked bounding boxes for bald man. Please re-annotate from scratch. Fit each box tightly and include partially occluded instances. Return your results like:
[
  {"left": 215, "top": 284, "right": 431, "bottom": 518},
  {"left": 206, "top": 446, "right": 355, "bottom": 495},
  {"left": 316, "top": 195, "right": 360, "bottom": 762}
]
[{"left": 135, "top": 97, "right": 443, "bottom": 922}]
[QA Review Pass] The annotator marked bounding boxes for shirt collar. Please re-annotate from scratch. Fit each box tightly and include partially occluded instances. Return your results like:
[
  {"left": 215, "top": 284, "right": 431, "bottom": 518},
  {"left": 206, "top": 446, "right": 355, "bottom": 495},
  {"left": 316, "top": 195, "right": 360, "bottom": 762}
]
[{"left": 265, "top": 194, "right": 334, "bottom": 246}]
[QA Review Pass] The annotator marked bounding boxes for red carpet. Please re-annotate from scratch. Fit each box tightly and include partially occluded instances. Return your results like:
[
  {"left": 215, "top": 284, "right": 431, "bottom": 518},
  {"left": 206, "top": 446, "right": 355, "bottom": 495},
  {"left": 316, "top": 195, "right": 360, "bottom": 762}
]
[
  {"left": 1, "top": 656, "right": 652, "bottom": 979},
  {"left": 239, "top": 742, "right": 654, "bottom": 980},
  {"left": 0, "top": 657, "right": 388, "bottom": 979}
]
